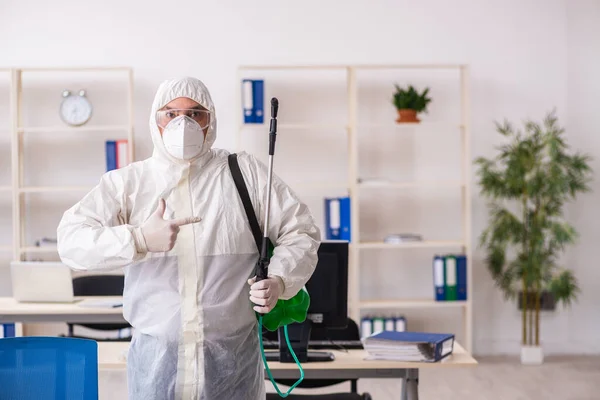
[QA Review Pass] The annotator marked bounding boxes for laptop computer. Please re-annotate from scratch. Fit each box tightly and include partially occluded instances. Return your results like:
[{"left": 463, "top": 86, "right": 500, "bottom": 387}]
[{"left": 10, "top": 261, "right": 75, "bottom": 303}]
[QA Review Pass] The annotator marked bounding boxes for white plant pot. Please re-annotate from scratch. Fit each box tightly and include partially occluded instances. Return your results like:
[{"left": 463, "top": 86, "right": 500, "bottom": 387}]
[{"left": 521, "top": 345, "right": 544, "bottom": 365}]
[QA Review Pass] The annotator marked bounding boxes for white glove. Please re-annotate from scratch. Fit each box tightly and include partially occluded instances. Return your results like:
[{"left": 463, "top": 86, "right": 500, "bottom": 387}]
[
  {"left": 138, "top": 198, "right": 202, "bottom": 253},
  {"left": 248, "top": 275, "right": 285, "bottom": 313}
]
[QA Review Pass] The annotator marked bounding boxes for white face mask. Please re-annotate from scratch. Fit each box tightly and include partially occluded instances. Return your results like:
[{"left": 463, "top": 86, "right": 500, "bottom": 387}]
[{"left": 161, "top": 115, "right": 205, "bottom": 160}]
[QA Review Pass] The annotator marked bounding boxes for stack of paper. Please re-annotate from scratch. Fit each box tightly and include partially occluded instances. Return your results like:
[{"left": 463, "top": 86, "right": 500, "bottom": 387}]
[{"left": 363, "top": 331, "right": 454, "bottom": 362}]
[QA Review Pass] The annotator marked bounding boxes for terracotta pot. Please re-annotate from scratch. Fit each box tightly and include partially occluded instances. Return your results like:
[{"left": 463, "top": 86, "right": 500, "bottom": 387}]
[{"left": 396, "top": 109, "right": 420, "bottom": 123}]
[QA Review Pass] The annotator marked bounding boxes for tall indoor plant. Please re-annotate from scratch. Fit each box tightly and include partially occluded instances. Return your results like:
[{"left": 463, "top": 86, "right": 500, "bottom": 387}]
[{"left": 475, "top": 111, "right": 592, "bottom": 364}]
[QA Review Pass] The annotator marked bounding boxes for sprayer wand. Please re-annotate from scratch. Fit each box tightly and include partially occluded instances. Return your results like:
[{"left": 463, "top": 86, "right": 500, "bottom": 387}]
[{"left": 255, "top": 97, "right": 279, "bottom": 282}]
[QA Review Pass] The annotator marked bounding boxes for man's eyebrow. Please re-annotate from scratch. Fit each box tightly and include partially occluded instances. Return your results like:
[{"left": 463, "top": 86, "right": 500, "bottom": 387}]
[{"left": 164, "top": 104, "right": 205, "bottom": 110}]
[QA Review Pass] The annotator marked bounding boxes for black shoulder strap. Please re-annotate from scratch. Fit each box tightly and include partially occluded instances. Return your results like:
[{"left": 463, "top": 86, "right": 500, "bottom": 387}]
[{"left": 228, "top": 153, "right": 264, "bottom": 253}]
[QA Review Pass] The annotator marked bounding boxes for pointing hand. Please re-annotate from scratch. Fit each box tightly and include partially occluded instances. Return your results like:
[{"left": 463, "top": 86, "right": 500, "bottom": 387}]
[{"left": 141, "top": 198, "right": 202, "bottom": 252}]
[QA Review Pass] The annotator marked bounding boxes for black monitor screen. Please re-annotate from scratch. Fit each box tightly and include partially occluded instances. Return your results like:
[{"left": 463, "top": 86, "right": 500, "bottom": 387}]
[{"left": 305, "top": 241, "right": 348, "bottom": 329}]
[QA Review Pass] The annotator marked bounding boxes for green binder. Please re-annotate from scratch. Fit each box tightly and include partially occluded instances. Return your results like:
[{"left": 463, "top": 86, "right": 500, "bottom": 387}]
[{"left": 444, "top": 255, "right": 458, "bottom": 301}]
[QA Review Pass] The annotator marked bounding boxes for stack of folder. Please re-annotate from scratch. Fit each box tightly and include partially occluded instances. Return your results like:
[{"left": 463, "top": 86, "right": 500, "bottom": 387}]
[{"left": 362, "top": 331, "right": 455, "bottom": 362}]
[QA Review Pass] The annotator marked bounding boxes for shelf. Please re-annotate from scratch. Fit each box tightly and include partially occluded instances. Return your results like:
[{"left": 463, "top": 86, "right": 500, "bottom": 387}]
[
  {"left": 241, "top": 123, "right": 348, "bottom": 130},
  {"left": 360, "top": 299, "right": 468, "bottom": 309},
  {"left": 358, "top": 122, "right": 464, "bottom": 130},
  {"left": 18, "top": 125, "right": 130, "bottom": 133},
  {"left": 358, "top": 180, "right": 465, "bottom": 189},
  {"left": 19, "top": 67, "right": 131, "bottom": 72},
  {"left": 357, "top": 240, "right": 465, "bottom": 249},
  {"left": 290, "top": 181, "right": 348, "bottom": 190},
  {"left": 20, "top": 186, "right": 92, "bottom": 193},
  {"left": 239, "top": 65, "right": 348, "bottom": 70},
  {"left": 238, "top": 64, "right": 465, "bottom": 70},
  {"left": 20, "top": 246, "right": 57, "bottom": 253},
  {"left": 355, "top": 64, "right": 465, "bottom": 70}
]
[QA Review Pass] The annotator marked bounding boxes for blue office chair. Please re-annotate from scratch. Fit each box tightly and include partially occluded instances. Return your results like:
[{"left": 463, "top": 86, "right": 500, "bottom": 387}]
[{"left": 0, "top": 336, "right": 99, "bottom": 400}]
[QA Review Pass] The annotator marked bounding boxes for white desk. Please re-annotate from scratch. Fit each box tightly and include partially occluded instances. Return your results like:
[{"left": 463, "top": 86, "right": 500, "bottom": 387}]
[
  {"left": 0, "top": 297, "right": 126, "bottom": 324},
  {"left": 0, "top": 297, "right": 478, "bottom": 399},
  {"left": 98, "top": 341, "right": 477, "bottom": 400}
]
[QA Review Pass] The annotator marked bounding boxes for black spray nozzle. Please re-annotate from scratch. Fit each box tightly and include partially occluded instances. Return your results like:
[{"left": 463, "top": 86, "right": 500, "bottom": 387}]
[
  {"left": 271, "top": 98, "right": 279, "bottom": 118},
  {"left": 269, "top": 97, "right": 278, "bottom": 156}
]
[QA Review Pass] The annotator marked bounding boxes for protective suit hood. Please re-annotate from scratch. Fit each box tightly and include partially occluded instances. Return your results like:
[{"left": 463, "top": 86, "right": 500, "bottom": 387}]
[{"left": 149, "top": 77, "right": 217, "bottom": 165}]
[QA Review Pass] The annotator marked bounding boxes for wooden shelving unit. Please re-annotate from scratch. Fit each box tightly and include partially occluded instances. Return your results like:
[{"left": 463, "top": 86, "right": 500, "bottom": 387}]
[
  {"left": 0, "top": 68, "right": 13, "bottom": 253},
  {"left": 17, "top": 125, "right": 130, "bottom": 133},
  {"left": 18, "top": 186, "right": 93, "bottom": 193},
  {"left": 19, "top": 246, "right": 58, "bottom": 254},
  {"left": 235, "top": 64, "right": 473, "bottom": 352},
  {"left": 0, "top": 66, "right": 134, "bottom": 337},
  {"left": 6, "top": 67, "right": 135, "bottom": 261},
  {"left": 356, "top": 240, "right": 466, "bottom": 250},
  {"left": 360, "top": 299, "right": 468, "bottom": 309}
]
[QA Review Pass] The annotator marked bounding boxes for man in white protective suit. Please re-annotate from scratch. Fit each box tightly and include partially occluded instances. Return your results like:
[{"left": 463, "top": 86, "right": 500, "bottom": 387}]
[{"left": 56, "top": 76, "right": 321, "bottom": 399}]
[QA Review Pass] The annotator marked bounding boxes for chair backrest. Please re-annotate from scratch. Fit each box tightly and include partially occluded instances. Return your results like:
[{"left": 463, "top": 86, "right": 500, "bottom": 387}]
[
  {"left": 72, "top": 275, "right": 125, "bottom": 296},
  {"left": 71, "top": 275, "right": 130, "bottom": 332},
  {"left": 0, "top": 337, "right": 98, "bottom": 400}
]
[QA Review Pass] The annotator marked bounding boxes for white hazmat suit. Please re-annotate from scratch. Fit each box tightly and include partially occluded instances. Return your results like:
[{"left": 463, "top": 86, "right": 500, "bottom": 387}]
[{"left": 57, "top": 77, "right": 321, "bottom": 399}]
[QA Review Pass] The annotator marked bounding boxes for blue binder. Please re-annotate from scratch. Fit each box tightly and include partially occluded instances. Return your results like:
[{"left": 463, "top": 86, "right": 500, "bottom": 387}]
[
  {"left": 3, "top": 323, "right": 15, "bottom": 337},
  {"left": 456, "top": 255, "right": 467, "bottom": 300},
  {"left": 324, "top": 196, "right": 351, "bottom": 241},
  {"left": 433, "top": 255, "right": 445, "bottom": 301},
  {"left": 339, "top": 196, "right": 351, "bottom": 241},
  {"left": 364, "top": 331, "right": 455, "bottom": 362},
  {"left": 252, "top": 80, "right": 264, "bottom": 124},
  {"left": 242, "top": 79, "right": 254, "bottom": 123},
  {"left": 324, "top": 198, "right": 340, "bottom": 239},
  {"left": 106, "top": 141, "right": 117, "bottom": 171}
]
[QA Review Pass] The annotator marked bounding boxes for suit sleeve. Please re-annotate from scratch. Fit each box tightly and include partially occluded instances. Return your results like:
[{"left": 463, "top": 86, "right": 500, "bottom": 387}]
[
  {"left": 57, "top": 171, "right": 147, "bottom": 271},
  {"left": 241, "top": 153, "right": 321, "bottom": 300}
]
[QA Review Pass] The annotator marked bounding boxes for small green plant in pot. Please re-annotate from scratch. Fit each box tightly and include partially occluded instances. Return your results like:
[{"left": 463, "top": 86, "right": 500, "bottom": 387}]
[
  {"left": 392, "top": 84, "right": 431, "bottom": 123},
  {"left": 475, "top": 110, "right": 593, "bottom": 365}
]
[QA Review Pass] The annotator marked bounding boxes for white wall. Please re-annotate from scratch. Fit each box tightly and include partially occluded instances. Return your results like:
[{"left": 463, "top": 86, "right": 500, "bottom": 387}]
[{"left": 0, "top": 0, "right": 598, "bottom": 355}]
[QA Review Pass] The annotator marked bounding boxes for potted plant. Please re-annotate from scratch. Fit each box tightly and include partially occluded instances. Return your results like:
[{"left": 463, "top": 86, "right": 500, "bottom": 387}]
[
  {"left": 392, "top": 84, "right": 431, "bottom": 123},
  {"left": 475, "top": 111, "right": 592, "bottom": 365}
]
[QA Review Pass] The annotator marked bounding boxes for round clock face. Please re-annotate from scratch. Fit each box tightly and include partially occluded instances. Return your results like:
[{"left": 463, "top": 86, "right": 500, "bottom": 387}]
[{"left": 60, "top": 95, "right": 93, "bottom": 126}]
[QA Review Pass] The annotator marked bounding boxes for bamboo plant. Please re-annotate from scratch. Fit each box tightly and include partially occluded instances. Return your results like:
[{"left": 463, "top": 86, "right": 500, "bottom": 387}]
[{"left": 475, "top": 111, "right": 592, "bottom": 348}]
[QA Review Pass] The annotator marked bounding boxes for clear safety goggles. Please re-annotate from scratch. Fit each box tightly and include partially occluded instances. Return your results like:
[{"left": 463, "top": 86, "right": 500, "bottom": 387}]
[{"left": 156, "top": 109, "right": 212, "bottom": 129}]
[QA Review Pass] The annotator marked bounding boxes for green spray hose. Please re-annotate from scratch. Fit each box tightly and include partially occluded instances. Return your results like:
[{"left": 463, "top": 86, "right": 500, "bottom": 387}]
[{"left": 258, "top": 315, "right": 304, "bottom": 397}]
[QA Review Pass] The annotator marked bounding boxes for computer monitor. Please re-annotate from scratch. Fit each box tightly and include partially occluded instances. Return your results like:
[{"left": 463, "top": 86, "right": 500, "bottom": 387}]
[
  {"left": 264, "top": 240, "right": 349, "bottom": 363},
  {"left": 305, "top": 240, "right": 348, "bottom": 330}
]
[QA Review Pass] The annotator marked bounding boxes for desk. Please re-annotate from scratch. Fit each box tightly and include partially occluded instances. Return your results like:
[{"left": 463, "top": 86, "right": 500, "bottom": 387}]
[
  {"left": 97, "top": 341, "right": 477, "bottom": 400},
  {"left": 0, "top": 297, "right": 126, "bottom": 324}
]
